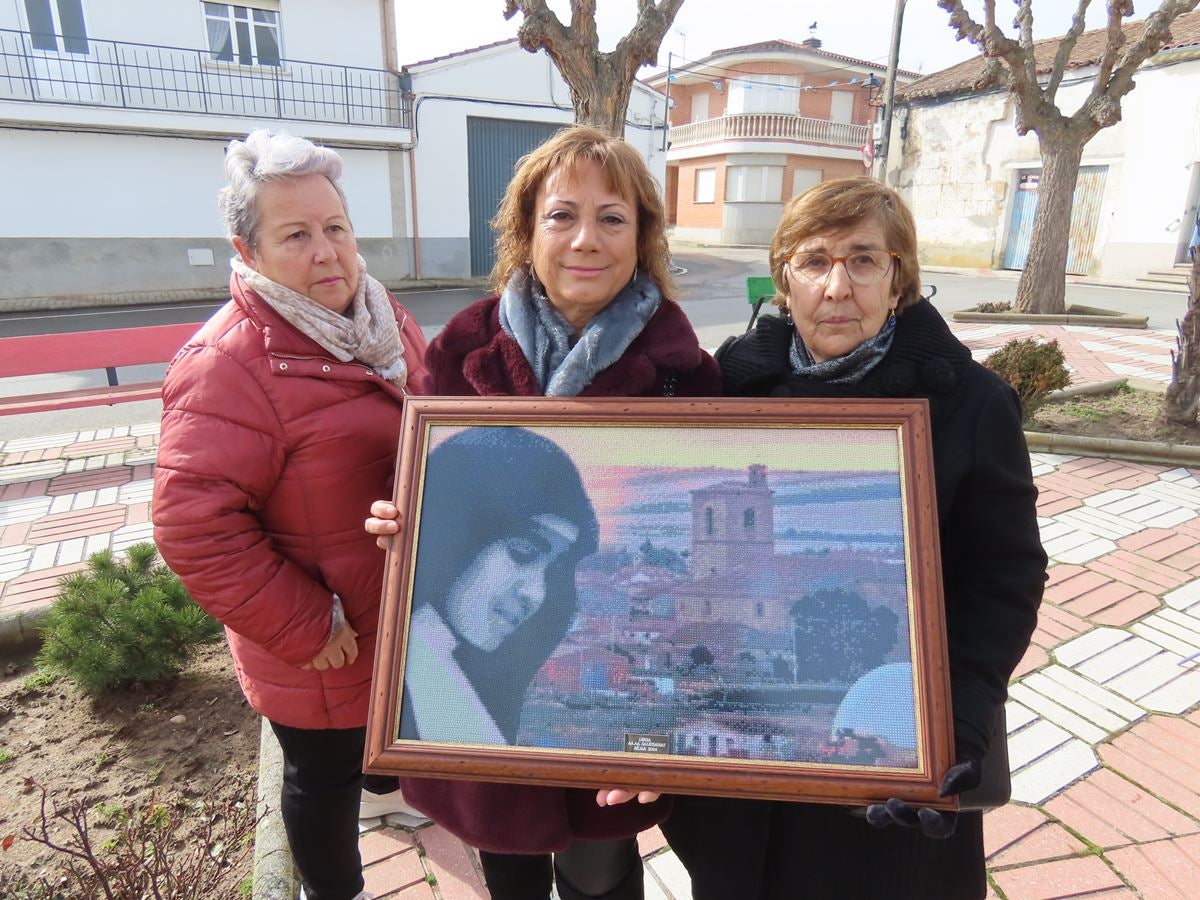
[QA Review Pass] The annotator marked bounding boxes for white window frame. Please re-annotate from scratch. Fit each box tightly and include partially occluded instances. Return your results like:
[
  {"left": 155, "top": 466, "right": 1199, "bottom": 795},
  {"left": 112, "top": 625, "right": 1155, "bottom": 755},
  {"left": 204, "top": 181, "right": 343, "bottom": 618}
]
[
  {"left": 691, "top": 91, "right": 710, "bottom": 123},
  {"left": 694, "top": 167, "right": 717, "bottom": 204},
  {"left": 725, "top": 165, "right": 783, "bottom": 203},
  {"left": 203, "top": 1, "right": 282, "bottom": 67}
]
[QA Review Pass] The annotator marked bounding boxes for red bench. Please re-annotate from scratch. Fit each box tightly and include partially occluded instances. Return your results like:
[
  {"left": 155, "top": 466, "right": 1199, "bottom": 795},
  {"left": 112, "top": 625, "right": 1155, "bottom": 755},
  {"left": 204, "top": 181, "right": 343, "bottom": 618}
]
[{"left": 0, "top": 322, "right": 199, "bottom": 416}]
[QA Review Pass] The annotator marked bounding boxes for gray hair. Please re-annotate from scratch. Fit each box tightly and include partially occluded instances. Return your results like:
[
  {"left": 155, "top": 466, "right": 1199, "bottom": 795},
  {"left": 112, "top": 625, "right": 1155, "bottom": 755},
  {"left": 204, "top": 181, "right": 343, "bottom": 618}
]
[{"left": 218, "top": 129, "right": 350, "bottom": 247}]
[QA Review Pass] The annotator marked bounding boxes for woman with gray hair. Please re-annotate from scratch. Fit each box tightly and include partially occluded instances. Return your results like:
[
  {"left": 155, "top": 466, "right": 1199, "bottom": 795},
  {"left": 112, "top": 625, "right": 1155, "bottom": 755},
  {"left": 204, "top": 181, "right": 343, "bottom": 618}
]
[{"left": 153, "top": 129, "right": 428, "bottom": 900}]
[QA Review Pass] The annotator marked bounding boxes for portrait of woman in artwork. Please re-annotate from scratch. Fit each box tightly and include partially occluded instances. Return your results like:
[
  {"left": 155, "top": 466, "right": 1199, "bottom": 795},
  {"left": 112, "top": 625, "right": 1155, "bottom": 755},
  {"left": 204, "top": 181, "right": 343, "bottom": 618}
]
[
  {"left": 399, "top": 426, "right": 598, "bottom": 747},
  {"left": 660, "top": 176, "right": 1047, "bottom": 900}
]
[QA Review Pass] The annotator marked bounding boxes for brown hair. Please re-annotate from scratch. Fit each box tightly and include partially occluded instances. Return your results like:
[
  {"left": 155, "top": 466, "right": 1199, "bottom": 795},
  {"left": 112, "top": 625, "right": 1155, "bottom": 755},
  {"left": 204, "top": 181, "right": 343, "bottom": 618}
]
[
  {"left": 769, "top": 177, "right": 922, "bottom": 313},
  {"left": 490, "top": 125, "right": 674, "bottom": 298}
]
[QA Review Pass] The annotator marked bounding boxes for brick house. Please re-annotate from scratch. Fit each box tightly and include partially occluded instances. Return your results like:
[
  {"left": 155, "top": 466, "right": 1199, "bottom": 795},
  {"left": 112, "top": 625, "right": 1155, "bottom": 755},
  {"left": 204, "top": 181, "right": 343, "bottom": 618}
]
[{"left": 644, "top": 39, "right": 918, "bottom": 245}]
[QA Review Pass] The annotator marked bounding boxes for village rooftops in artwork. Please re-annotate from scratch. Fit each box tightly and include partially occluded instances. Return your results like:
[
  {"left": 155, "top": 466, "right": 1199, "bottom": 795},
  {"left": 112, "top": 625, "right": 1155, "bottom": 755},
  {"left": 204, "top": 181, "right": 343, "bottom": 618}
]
[{"left": 507, "top": 456, "right": 919, "bottom": 769}]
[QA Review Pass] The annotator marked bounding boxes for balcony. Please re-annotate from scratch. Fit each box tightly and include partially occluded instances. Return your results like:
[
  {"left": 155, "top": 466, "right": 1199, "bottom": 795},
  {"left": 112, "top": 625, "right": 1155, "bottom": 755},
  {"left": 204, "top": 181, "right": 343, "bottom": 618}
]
[
  {"left": 0, "top": 28, "right": 409, "bottom": 128},
  {"left": 670, "top": 113, "right": 868, "bottom": 150}
]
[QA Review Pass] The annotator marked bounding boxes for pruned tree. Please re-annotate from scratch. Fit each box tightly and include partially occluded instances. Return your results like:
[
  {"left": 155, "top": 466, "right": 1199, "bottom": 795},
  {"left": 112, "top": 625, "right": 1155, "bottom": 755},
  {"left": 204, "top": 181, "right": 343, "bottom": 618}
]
[
  {"left": 938, "top": 1, "right": 1198, "bottom": 314},
  {"left": 1165, "top": 250, "right": 1200, "bottom": 423},
  {"left": 503, "top": 0, "right": 685, "bottom": 135}
]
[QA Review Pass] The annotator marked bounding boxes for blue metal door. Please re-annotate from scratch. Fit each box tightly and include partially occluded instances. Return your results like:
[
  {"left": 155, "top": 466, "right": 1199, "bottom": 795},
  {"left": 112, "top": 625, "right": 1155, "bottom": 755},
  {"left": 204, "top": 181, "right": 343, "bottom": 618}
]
[
  {"left": 1003, "top": 172, "right": 1039, "bottom": 270},
  {"left": 467, "top": 117, "right": 563, "bottom": 277},
  {"left": 1003, "top": 166, "right": 1108, "bottom": 275}
]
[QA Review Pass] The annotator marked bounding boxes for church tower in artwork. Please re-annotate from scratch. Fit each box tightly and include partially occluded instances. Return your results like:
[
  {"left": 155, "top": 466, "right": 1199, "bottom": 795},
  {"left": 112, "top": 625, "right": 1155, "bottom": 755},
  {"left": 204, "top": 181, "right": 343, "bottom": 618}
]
[{"left": 688, "top": 464, "right": 776, "bottom": 578}]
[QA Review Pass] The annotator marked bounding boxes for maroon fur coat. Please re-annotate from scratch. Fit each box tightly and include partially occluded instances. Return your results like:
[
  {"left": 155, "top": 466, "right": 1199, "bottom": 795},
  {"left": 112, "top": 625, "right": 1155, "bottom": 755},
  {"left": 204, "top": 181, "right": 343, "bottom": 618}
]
[{"left": 400, "top": 293, "right": 720, "bottom": 853}]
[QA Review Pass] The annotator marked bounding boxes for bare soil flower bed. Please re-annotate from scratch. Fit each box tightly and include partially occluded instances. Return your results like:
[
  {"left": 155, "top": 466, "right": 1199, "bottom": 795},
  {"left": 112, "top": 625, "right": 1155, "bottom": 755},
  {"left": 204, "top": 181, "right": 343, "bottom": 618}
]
[
  {"left": 0, "top": 642, "right": 260, "bottom": 895},
  {"left": 1027, "top": 385, "right": 1200, "bottom": 448}
]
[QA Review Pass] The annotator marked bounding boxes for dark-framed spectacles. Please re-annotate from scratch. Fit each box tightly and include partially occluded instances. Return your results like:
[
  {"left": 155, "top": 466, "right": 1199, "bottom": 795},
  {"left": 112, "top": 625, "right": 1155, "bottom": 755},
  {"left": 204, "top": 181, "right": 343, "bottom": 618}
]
[{"left": 785, "top": 250, "right": 898, "bottom": 286}]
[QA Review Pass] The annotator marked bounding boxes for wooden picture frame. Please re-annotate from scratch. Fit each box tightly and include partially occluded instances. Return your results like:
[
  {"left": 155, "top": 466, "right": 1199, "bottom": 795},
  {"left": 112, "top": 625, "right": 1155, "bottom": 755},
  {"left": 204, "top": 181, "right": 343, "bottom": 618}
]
[{"left": 365, "top": 397, "right": 956, "bottom": 809}]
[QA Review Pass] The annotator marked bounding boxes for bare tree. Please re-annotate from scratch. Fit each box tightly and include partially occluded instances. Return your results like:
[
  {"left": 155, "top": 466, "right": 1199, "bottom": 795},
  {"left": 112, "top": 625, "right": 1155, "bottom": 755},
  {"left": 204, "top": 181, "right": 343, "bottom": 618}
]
[
  {"left": 1165, "top": 251, "right": 1200, "bottom": 423},
  {"left": 503, "top": 0, "right": 685, "bottom": 136},
  {"left": 938, "top": 1, "right": 1198, "bottom": 313}
]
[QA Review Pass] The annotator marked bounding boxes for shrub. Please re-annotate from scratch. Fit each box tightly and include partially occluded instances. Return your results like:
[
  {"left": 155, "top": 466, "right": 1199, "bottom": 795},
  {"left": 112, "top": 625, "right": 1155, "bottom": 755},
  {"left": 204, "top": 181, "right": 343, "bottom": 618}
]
[
  {"left": 8, "top": 777, "right": 258, "bottom": 900},
  {"left": 36, "top": 543, "right": 221, "bottom": 693},
  {"left": 975, "top": 301, "right": 1013, "bottom": 313},
  {"left": 984, "top": 338, "right": 1072, "bottom": 419}
]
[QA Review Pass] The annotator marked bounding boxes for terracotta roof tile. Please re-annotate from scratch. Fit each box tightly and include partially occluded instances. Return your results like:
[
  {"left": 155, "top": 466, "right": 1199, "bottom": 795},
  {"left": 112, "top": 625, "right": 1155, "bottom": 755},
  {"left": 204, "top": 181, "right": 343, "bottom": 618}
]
[{"left": 898, "top": 10, "right": 1200, "bottom": 103}]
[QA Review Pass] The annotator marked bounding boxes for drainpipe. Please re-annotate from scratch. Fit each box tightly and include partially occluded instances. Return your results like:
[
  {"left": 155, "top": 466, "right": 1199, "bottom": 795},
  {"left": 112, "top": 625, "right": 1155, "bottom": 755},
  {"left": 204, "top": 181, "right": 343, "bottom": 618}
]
[{"left": 407, "top": 138, "right": 421, "bottom": 280}]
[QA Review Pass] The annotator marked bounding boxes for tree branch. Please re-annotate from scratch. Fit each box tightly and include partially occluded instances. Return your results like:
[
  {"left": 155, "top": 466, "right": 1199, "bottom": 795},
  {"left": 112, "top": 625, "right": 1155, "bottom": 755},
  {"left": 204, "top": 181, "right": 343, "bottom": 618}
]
[
  {"left": 1083, "top": 0, "right": 1198, "bottom": 128},
  {"left": 1046, "top": 0, "right": 1093, "bottom": 100},
  {"left": 1014, "top": 0, "right": 1040, "bottom": 90},
  {"left": 614, "top": 0, "right": 685, "bottom": 74},
  {"left": 503, "top": 0, "right": 571, "bottom": 56},
  {"left": 569, "top": 0, "right": 599, "bottom": 55},
  {"left": 1089, "top": 1, "right": 1134, "bottom": 101}
]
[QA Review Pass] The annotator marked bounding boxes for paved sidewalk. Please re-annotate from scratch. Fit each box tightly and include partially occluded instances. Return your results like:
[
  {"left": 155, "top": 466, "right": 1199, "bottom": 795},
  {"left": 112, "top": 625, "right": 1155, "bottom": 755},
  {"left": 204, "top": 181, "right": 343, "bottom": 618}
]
[{"left": 2, "top": 321, "right": 1199, "bottom": 899}]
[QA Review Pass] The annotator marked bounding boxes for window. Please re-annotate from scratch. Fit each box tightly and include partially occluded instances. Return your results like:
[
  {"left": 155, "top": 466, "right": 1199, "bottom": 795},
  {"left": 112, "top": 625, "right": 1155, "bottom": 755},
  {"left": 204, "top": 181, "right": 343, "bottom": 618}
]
[
  {"left": 726, "top": 74, "right": 799, "bottom": 115},
  {"left": 24, "top": 0, "right": 88, "bottom": 53},
  {"left": 726, "top": 166, "right": 783, "bottom": 203},
  {"left": 204, "top": 2, "right": 281, "bottom": 66},
  {"left": 694, "top": 168, "right": 716, "bottom": 204},
  {"left": 744, "top": 508, "right": 755, "bottom": 529},
  {"left": 690, "top": 92, "right": 709, "bottom": 122},
  {"left": 705, "top": 507, "right": 715, "bottom": 535},
  {"left": 792, "top": 168, "right": 821, "bottom": 198},
  {"left": 830, "top": 91, "right": 854, "bottom": 124},
  {"left": 755, "top": 601, "right": 765, "bottom": 618}
]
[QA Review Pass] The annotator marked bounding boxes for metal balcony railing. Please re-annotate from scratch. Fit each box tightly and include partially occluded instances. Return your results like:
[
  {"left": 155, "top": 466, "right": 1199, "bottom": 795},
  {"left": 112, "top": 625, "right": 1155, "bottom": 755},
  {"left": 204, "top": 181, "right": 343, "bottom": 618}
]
[
  {"left": 670, "top": 113, "right": 868, "bottom": 149},
  {"left": 0, "top": 28, "right": 410, "bottom": 128}
]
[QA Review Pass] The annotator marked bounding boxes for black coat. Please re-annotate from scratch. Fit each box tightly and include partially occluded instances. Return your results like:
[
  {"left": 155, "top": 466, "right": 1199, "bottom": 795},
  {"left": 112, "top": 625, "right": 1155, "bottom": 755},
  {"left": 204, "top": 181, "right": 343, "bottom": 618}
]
[{"left": 663, "top": 301, "right": 1047, "bottom": 900}]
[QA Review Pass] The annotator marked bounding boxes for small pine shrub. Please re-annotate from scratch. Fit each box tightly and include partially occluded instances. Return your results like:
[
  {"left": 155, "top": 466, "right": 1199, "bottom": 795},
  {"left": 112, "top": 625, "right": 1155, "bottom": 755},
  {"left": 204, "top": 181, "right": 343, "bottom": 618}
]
[
  {"left": 975, "top": 301, "right": 1013, "bottom": 313},
  {"left": 984, "top": 338, "right": 1072, "bottom": 420},
  {"left": 36, "top": 543, "right": 221, "bottom": 693}
]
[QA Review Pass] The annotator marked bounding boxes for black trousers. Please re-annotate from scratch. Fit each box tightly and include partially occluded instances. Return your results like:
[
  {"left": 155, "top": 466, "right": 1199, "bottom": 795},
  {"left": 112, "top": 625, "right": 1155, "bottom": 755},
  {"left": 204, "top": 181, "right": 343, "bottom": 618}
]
[
  {"left": 662, "top": 796, "right": 985, "bottom": 900},
  {"left": 269, "top": 721, "right": 399, "bottom": 900},
  {"left": 478, "top": 837, "right": 644, "bottom": 900}
]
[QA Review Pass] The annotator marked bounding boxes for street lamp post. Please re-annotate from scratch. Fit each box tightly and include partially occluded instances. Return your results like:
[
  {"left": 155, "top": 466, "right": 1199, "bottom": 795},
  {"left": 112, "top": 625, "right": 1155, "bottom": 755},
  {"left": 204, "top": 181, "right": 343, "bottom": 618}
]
[{"left": 875, "top": 0, "right": 906, "bottom": 184}]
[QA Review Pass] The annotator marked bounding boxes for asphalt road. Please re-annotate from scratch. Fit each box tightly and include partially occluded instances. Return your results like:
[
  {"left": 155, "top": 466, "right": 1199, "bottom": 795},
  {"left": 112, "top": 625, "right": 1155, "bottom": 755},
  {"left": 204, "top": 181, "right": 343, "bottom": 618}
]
[{"left": 0, "top": 249, "right": 1186, "bottom": 439}]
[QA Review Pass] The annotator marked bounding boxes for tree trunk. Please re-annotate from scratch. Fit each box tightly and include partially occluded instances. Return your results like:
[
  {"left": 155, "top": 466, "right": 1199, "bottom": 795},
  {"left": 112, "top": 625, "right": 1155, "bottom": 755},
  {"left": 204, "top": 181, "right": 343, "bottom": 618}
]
[
  {"left": 1164, "top": 251, "right": 1200, "bottom": 425},
  {"left": 563, "top": 54, "right": 633, "bottom": 136},
  {"left": 1014, "top": 135, "right": 1086, "bottom": 314}
]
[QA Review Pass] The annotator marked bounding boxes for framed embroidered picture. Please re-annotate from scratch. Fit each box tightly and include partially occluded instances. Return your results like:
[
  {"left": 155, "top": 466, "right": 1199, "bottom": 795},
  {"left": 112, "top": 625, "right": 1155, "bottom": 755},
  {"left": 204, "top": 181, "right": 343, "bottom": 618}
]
[{"left": 365, "top": 397, "right": 957, "bottom": 808}]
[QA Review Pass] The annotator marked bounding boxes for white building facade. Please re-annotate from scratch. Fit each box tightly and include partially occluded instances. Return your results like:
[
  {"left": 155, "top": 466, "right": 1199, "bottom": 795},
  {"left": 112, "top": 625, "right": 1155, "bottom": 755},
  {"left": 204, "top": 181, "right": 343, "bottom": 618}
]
[
  {"left": 403, "top": 40, "right": 667, "bottom": 279},
  {"left": 888, "top": 15, "right": 1200, "bottom": 281},
  {"left": 2, "top": 0, "right": 412, "bottom": 307},
  {"left": 3, "top": 5, "right": 667, "bottom": 306}
]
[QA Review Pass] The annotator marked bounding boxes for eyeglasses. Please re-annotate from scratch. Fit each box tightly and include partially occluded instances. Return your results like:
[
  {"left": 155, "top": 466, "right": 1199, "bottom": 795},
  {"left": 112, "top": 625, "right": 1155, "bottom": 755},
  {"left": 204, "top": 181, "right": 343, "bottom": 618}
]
[{"left": 785, "top": 250, "right": 898, "bottom": 286}]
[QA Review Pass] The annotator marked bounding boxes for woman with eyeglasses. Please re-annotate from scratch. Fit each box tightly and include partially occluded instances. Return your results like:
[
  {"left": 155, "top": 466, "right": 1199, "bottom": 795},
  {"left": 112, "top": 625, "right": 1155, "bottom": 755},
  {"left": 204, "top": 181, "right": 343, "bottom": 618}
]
[{"left": 660, "top": 177, "right": 1047, "bottom": 900}]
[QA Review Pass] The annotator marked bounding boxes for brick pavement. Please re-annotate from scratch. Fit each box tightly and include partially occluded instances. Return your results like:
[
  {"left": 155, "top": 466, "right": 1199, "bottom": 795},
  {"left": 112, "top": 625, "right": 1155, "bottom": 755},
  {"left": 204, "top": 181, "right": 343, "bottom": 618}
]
[{"left": 3, "top": 322, "right": 1199, "bottom": 899}]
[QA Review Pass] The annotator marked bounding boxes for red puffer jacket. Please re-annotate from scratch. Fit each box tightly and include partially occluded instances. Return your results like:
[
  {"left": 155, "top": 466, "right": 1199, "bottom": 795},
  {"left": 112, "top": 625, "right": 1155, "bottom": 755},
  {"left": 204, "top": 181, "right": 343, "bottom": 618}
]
[
  {"left": 153, "top": 273, "right": 427, "bottom": 729},
  {"left": 401, "top": 293, "right": 720, "bottom": 854}
]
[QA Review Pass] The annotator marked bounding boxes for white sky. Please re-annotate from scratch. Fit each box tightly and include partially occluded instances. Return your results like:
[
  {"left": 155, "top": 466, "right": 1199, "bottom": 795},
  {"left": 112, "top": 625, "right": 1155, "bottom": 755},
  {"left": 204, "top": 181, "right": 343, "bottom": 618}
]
[{"left": 396, "top": 1, "right": 1116, "bottom": 77}]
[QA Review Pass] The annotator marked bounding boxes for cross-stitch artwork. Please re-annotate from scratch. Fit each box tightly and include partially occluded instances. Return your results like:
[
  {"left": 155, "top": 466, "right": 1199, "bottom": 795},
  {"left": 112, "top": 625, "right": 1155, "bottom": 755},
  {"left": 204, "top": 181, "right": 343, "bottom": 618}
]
[{"left": 366, "top": 398, "right": 956, "bottom": 808}]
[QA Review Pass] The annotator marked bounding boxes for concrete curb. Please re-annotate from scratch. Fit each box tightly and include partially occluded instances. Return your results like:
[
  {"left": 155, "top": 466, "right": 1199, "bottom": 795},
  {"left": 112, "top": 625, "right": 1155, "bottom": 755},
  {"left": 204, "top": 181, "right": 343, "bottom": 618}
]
[
  {"left": 0, "top": 605, "right": 49, "bottom": 659},
  {"left": 1046, "top": 377, "right": 1128, "bottom": 401},
  {"left": 951, "top": 305, "right": 1149, "bottom": 329},
  {"left": 253, "top": 718, "right": 299, "bottom": 900},
  {"left": 1024, "top": 429, "right": 1200, "bottom": 465}
]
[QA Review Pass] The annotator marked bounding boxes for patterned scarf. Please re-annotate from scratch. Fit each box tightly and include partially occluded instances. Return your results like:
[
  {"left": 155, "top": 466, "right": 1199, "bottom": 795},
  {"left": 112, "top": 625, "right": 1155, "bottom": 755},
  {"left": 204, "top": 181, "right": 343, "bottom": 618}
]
[
  {"left": 788, "top": 315, "right": 897, "bottom": 385},
  {"left": 230, "top": 254, "right": 408, "bottom": 387},
  {"left": 498, "top": 268, "right": 662, "bottom": 397}
]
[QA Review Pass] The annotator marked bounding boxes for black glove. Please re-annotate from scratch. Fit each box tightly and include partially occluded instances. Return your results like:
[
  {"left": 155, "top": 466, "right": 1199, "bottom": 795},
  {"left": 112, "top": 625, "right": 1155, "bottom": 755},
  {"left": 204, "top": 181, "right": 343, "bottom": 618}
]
[{"left": 864, "top": 759, "right": 981, "bottom": 839}]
